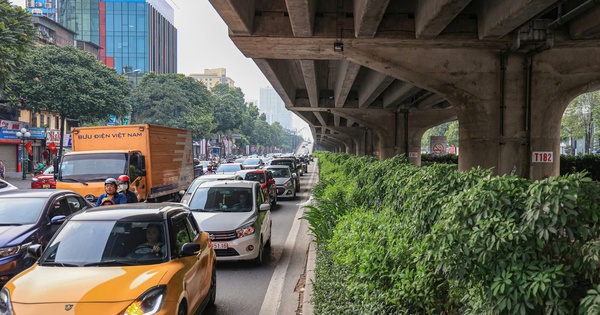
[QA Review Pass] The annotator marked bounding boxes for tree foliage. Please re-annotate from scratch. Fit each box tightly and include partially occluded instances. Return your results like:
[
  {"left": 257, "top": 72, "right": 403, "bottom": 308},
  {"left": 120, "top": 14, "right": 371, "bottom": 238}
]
[
  {"left": 561, "top": 91, "right": 600, "bottom": 154},
  {"left": 0, "top": 0, "right": 35, "bottom": 89},
  {"left": 6, "top": 45, "right": 131, "bottom": 155},
  {"left": 131, "top": 73, "right": 214, "bottom": 139}
]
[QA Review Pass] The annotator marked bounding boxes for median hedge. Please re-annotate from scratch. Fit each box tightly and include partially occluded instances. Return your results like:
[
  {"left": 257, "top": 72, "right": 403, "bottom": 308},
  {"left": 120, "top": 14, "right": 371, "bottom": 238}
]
[{"left": 304, "top": 152, "right": 600, "bottom": 315}]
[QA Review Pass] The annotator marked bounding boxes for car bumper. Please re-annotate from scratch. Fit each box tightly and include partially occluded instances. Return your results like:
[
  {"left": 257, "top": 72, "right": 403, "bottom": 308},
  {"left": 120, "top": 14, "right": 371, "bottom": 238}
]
[
  {"left": 275, "top": 185, "right": 295, "bottom": 197},
  {"left": 209, "top": 234, "right": 260, "bottom": 261}
]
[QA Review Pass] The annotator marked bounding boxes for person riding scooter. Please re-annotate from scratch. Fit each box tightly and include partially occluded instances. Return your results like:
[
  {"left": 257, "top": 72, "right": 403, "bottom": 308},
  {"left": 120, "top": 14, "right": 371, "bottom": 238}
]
[{"left": 118, "top": 175, "right": 138, "bottom": 203}]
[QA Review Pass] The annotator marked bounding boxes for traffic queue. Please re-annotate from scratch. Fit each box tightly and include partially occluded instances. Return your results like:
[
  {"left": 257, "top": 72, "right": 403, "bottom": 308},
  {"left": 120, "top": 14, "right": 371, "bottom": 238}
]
[{"left": 0, "top": 131, "right": 313, "bottom": 315}]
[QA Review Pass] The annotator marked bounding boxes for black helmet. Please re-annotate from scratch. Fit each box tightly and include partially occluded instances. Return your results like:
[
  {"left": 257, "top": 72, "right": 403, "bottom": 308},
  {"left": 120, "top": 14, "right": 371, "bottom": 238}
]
[{"left": 104, "top": 178, "right": 118, "bottom": 186}]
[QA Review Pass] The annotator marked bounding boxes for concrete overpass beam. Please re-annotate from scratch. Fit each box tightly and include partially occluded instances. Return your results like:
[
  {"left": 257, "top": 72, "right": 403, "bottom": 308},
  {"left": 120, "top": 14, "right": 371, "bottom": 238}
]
[
  {"left": 254, "top": 59, "right": 297, "bottom": 106},
  {"left": 300, "top": 60, "right": 320, "bottom": 107},
  {"left": 209, "top": 0, "right": 255, "bottom": 35},
  {"left": 334, "top": 60, "right": 361, "bottom": 108},
  {"left": 478, "top": 0, "right": 556, "bottom": 39},
  {"left": 358, "top": 69, "right": 394, "bottom": 108},
  {"left": 415, "top": 0, "right": 471, "bottom": 39},
  {"left": 354, "top": 0, "right": 390, "bottom": 38},
  {"left": 286, "top": 0, "right": 317, "bottom": 37}
]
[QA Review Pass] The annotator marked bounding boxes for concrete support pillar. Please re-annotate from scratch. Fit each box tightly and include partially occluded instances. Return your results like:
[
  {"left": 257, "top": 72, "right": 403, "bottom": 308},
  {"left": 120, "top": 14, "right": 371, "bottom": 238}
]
[{"left": 344, "top": 44, "right": 600, "bottom": 179}]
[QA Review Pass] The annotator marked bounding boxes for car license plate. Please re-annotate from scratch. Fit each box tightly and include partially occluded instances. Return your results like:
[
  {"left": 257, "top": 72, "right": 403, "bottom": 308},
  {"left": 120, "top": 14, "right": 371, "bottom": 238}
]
[
  {"left": 212, "top": 242, "right": 228, "bottom": 250},
  {"left": 42, "top": 184, "right": 50, "bottom": 189}
]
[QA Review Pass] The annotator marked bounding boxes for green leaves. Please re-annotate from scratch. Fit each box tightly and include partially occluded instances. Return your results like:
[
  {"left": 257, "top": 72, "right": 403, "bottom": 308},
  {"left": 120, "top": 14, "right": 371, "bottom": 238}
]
[
  {"left": 0, "top": 0, "right": 35, "bottom": 88},
  {"left": 6, "top": 45, "right": 130, "bottom": 123},
  {"left": 309, "top": 152, "right": 600, "bottom": 314}
]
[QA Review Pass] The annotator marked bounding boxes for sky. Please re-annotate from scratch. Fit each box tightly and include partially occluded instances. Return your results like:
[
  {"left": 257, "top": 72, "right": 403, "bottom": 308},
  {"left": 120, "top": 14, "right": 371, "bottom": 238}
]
[{"left": 10, "top": 0, "right": 311, "bottom": 137}]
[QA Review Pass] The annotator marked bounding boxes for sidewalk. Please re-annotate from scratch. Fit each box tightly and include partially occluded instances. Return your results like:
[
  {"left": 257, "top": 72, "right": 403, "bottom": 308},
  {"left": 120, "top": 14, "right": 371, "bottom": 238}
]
[{"left": 3, "top": 172, "right": 33, "bottom": 189}]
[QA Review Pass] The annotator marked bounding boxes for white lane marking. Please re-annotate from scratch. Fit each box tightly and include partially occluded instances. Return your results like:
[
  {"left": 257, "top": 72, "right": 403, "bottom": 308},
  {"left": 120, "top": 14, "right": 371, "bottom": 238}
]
[{"left": 259, "top": 169, "right": 317, "bottom": 315}]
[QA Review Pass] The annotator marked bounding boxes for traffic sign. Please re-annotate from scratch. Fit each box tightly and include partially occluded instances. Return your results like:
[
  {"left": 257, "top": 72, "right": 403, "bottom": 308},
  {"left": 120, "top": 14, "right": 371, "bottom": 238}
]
[{"left": 432, "top": 143, "right": 445, "bottom": 154}]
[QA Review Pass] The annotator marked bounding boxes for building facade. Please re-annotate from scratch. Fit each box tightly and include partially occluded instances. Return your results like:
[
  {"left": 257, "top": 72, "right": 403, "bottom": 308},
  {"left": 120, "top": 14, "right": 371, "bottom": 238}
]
[
  {"left": 259, "top": 86, "right": 292, "bottom": 130},
  {"left": 53, "top": 0, "right": 176, "bottom": 75},
  {"left": 189, "top": 68, "right": 235, "bottom": 90}
]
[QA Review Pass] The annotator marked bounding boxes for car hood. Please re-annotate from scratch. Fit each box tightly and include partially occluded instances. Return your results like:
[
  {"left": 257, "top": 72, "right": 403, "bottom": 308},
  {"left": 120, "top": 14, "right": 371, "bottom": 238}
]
[
  {"left": 33, "top": 175, "right": 54, "bottom": 180},
  {"left": 9, "top": 264, "right": 169, "bottom": 303},
  {"left": 273, "top": 177, "right": 293, "bottom": 185},
  {"left": 0, "top": 225, "right": 36, "bottom": 246},
  {"left": 192, "top": 212, "right": 256, "bottom": 232}
]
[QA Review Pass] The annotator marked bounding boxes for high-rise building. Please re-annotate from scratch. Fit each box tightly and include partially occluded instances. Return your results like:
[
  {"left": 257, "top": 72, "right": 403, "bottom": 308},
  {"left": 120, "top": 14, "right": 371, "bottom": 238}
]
[
  {"left": 26, "top": 0, "right": 58, "bottom": 22},
  {"left": 189, "top": 68, "right": 235, "bottom": 90},
  {"left": 259, "top": 86, "right": 292, "bottom": 130},
  {"left": 56, "top": 0, "right": 177, "bottom": 76}
]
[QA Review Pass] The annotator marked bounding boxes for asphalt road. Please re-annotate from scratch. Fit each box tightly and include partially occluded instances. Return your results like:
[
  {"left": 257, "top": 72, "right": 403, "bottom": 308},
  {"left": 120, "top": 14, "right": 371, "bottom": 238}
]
[
  {"left": 203, "top": 163, "right": 317, "bottom": 315},
  {"left": 5, "top": 162, "right": 318, "bottom": 315}
]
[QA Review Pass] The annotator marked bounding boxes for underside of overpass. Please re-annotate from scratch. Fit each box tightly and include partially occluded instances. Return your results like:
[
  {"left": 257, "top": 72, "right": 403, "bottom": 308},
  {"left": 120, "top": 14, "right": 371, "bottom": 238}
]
[{"left": 209, "top": 0, "right": 600, "bottom": 179}]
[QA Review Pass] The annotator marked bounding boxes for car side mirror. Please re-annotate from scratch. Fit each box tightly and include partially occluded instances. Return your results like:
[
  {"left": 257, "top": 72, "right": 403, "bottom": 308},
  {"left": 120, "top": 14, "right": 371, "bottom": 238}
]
[
  {"left": 179, "top": 190, "right": 186, "bottom": 196},
  {"left": 49, "top": 215, "right": 66, "bottom": 225},
  {"left": 259, "top": 203, "right": 270, "bottom": 212},
  {"left": 269, "top": 179, "right": 275, "bottom": 184},
  {"left": 27, "top": 244, "right": 43, "bottom": 259},
  {"left": 181, "top": 243, "right": 201, "bottom": 256}
]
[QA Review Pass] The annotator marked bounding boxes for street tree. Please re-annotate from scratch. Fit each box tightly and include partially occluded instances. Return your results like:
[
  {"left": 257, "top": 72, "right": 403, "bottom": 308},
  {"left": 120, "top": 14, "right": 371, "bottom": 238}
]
[
  {"left": 0, "top": 0, "right": 35, "bottom": 111},
  {"left": 6, "top": 45, "right": 131, "bottom": 157},
  {"left": 131, "top": 73, "right": 214, "bottom": 140},
  {"left": 561, "top": 91, "right": 600, "bottom": 154},
  {"left": 212, "top": 83, "right": 254, "bottom": 138}
]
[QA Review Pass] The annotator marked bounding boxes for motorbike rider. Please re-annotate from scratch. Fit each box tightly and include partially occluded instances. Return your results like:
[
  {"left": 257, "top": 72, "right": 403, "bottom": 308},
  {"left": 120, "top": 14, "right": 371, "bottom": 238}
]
[
  {"left": 96, "top": 178, "right": 127, "bottom": 206},
  {"left": 118, "top": 175, "right": 138, "bottom": 203}
]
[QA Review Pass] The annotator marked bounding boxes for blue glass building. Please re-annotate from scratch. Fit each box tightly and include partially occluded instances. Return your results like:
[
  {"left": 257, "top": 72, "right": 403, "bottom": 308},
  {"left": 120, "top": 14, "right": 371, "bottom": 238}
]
[{"left": 57, "top": 0, "right": 177, "bottom": 75}]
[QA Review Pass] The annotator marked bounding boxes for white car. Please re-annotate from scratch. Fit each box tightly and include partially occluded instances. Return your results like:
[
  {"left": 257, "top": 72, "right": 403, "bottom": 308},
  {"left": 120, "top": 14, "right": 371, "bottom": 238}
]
[
  {"left": 0, "top": 179, "right": 18, "bottom": 193},
  {"left": 182, "top": 180, "right": 272, "bottom": 264}
]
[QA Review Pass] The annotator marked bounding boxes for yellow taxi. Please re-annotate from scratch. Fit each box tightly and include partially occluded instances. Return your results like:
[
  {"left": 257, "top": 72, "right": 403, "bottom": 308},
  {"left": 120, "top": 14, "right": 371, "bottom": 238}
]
[{"left": 0, "top": 203, "right": 216, "bottom": 315}]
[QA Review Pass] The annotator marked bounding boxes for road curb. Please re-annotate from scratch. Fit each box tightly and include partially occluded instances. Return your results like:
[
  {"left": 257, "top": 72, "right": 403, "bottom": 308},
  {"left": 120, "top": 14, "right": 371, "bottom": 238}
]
[{"left": 303, "top": 240, "right": 316, "bottom": 315}]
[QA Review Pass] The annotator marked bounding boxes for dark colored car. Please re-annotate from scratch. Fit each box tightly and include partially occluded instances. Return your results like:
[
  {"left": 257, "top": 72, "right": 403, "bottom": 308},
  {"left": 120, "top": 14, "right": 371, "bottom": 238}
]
[
  {"left": 269, "top": 158, "right": 300, "bottom": 192},
  {"left": 235, "top": 169, "right": 277, "bottom": 206},
  {"left": 193, "top": 158, "right": 204, "bottom": 178},
  {"left": 30, "top": 166, "right": 56, "bottom": 189},
  {"left": 0, "top": 189, "right": 94, "bottom": 286}
]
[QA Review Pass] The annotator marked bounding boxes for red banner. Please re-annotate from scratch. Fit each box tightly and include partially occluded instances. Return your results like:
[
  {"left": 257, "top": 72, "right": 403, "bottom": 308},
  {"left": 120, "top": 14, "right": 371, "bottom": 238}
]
[
  {"left": 25, "top": 141, "right": 33, "bottom": 155},
  {"left": 47, "top": 142, "right": 57, "bottom": 154}
]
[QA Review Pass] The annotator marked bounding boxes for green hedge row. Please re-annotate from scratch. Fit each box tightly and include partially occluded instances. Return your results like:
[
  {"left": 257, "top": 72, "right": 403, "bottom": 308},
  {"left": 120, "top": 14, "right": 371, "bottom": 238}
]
[
  {"left": 305, "top": 152, "right": 600, "bottom": 315},
  {"left": 422, "top": 153, "right": 600, "bottom": 181}
]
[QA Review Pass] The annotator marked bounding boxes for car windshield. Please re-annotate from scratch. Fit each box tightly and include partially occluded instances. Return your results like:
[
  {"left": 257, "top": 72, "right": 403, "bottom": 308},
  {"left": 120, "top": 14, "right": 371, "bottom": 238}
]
[
  {"left": 188, "top": 187, "right": 253, "bottom": 212},
  {"left": 243, "top": 172, "right": 265, "bottom": 183},
  {"left": 268, "top": 168, "right": 290, "bottom": 178},
  {"left": 42, "top": 166, "right": 54, "bottom": 175},
  {"left": 59, "top": 153, "right": 128, "bottom": 181},
  {"left": 216, "top": 164, "right": 241, "bottom": 173},
  {"left": 243, "top": 158, "right": 261, "bottom": 166},
  {"left": 39, "top": 220, "right": 168, "bottom": 266},
  {"left": 271, "top": 160, "right": 294, "bottom": 169},
  {"left": 0, "top": 198, "right": 46, "bottom": 225}
]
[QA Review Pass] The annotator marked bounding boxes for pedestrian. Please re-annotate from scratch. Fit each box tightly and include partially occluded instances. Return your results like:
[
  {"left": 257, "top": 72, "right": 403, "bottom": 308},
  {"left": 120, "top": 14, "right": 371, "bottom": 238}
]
[
  {"left": 117, "top": 175, "right": 138, "bottom": 203},
  {"left": 0, "top": 160, "right": 4, "bottom": 179},
  {"left": 95, "top": 178, "right": 127, "bottom": 206}
]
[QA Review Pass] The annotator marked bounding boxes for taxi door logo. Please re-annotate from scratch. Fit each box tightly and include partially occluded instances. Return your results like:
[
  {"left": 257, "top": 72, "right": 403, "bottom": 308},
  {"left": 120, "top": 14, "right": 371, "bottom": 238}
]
[{"left": 65, "top": 304, "right": 74, "bottom": 311}]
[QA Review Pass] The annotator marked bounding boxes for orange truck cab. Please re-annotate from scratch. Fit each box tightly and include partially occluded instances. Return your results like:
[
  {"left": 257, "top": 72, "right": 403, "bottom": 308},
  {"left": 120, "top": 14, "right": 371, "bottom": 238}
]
[{"left": 56, "top": 124, "right": 194, "bottom": 204}]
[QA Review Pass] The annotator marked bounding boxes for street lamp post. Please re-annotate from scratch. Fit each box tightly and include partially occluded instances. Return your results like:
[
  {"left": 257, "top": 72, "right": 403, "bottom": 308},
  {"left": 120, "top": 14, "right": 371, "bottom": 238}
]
[{"left": 15, "top": 127, "right": 31, "bottom": 180}]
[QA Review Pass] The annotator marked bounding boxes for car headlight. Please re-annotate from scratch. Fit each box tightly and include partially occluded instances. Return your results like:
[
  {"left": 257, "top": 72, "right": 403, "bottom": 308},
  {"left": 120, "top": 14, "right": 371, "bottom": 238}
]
[
  {"left": 31, "top": 178, "right": 39, "bottom": 182},
  {"left": 236, "top": 223, "right": 255, "bottom": 238},
  {"left": 0, "top": 288, "right": 14, "bottom": 315},
  {"left": 123, "top": 286, "right": 166, "bottom": 315},
  {"left": 0, "top": 246, "right": 22, "bottom": 258},
  {"left": 283, "top": 180, "right": 292, "bottom": 188}
]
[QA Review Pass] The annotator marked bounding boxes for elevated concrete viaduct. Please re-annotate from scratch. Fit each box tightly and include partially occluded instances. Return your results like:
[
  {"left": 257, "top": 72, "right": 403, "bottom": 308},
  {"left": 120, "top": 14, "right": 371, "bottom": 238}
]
[{"left": 209, "top": 0, "right": 600, "bottom": 179}]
